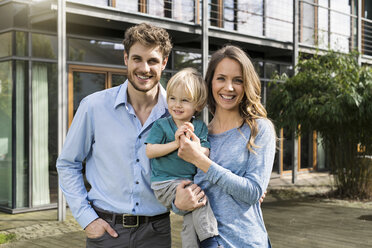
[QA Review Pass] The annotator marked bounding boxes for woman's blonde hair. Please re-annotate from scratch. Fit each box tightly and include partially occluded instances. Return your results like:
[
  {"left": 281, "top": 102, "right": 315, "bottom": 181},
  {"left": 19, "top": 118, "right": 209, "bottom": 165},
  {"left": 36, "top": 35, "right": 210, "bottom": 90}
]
[
  {"left": 166, "top": 68, "right": 207, "bottom": 113},
  {"left": 205, "top": 45, "right": 268, "bottom": 152}
]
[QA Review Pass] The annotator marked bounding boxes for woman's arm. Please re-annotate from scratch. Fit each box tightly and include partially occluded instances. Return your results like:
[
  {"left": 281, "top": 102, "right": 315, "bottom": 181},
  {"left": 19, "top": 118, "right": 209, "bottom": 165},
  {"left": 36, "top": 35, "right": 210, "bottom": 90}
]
[{"left": 179, "top": 120, "right": 275, "bottom": 205}]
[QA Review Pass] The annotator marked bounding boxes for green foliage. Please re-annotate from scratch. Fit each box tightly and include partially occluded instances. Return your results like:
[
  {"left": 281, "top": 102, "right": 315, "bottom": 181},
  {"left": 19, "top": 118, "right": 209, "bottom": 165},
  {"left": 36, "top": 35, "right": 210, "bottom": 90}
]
[
  {"left": 268, "top": 50, "right": 372, "bottom": 199},
  {"left": 0, "top": 233, "right": 16, "bottom": 244}
]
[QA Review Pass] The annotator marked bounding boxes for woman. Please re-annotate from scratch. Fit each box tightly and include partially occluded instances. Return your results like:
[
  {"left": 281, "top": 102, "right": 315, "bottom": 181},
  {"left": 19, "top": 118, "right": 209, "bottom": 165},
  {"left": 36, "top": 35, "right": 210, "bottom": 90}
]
[{"left": 176, "top": 45, "right": 276, "bottom": 248}]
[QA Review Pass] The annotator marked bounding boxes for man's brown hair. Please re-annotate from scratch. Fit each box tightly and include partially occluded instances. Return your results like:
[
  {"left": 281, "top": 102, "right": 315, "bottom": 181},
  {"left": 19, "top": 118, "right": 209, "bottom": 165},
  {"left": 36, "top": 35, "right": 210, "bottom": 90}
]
[{"left": 123, "top": 23, "right": 172, "bottom": 59}]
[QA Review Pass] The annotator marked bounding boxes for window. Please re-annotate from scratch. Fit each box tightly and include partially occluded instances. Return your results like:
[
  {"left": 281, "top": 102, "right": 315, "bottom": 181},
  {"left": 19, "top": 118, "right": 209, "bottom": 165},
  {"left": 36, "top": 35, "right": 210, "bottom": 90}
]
[
  {"left": 0, "top": 61, "right": 12, "bottom": 208},
  {"left": 0, "top": 32, "right": 12, "bottom": 58},
  {"left": 266, "top": 0, "right": 293, "bottom": 42},
  {"left": 32, "top": 33, "right": 57, "bottom": 59},
  {"left": 69, "top": 38, "right": 124, "bottom": 65}
]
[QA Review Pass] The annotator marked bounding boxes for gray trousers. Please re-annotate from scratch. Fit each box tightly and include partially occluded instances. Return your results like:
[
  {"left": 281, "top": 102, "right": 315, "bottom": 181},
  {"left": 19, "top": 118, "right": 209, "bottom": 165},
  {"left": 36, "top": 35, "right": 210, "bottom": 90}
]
[
  {"left": 86, "top": 211, "right": 171, "bottom": 248},
  {"left": 152, "top": 180, "right": 219, "bottom": 248}
]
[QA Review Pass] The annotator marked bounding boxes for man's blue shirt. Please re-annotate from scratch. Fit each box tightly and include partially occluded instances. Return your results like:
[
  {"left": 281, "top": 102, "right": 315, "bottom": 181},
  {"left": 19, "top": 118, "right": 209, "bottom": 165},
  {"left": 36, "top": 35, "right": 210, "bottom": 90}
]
[{"left": 56, "top": 80, "right": 169, "bottom": 229}]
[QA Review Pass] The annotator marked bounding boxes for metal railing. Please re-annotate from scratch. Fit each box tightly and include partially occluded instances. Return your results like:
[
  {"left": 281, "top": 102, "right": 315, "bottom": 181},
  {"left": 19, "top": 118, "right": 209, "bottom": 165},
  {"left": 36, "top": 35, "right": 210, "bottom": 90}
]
[{"left": 66, "top": 0, "right": 372, "bottom": 56}]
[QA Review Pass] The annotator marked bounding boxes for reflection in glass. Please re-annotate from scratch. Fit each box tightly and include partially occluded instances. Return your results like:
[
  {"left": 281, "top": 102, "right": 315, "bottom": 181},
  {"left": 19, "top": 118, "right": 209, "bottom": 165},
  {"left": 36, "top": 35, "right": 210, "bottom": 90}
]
[
  {"left": 116, "top": 0, "right": 138, "bottom": 12},
  {"left": 300, "top": 132, "right": 313, "bottom": 169},
  {"left": 173, "top": 0, "right": 194, "bottom": 22},
  {"left": 112, "top": 74, "right": 127, "bottom": 87},
  {"left": 32, "top": 62, "right": 58, "bottom": 206},
  {"left": 71, "top": 0, "right": 108, "bottom": 6},
  {"left": 0, "top": 32, "right": 12, "bottom": 58},
  {"left": 174, "top": 50, "right": 202, "bottom": 71},
  {"left": 0, "top": 61, "right": 13, "bottom": 208},
  {"left": 224, "top": 0, "right": 235, "bottom": 30},
  {"left": 282, "top": 128, "right": 293, "bottom": 171},
  {"left": 266, "top": 0, "right": 293, "bottom": 41},
  {"left": 32, "top": 33, "right": 57, "bottom": 59},
  {"left": 301, "top": 0, "right": 315, "bottom": 45},
  {"left": 16, "top": 61, "right": 29, "bottom": 208},
  {"left": 16, "top": 31, "right": 28, "bottom": 57},
  {"left": 69, "top": 38, "right": 124, "bottom": 65},
  {"left": 280, "top": 64, "right": 293, "bottom": 77},
  {"left": 318, "top": 0, "right": 329, "bottom": 49},
  {"left": 73, "top": 72, "right": 106, "bottom": 116},
  {"left": 253, "top": 61, "right": 264, "bottom": 78},
  {"left": 237, "top": 0, "right": 263, "bottom": 36},
  {"left": 330, "top": 0, "right": 351, "bottom": 52},
  {"left": 264, "top": 62, "right": 279, "bottom": 79},
  {"left": 160, "top": 72, "right": 172, "bottom": 90},
  {"left": 148, "top": 0, "right": 164, "bottom": 17}
]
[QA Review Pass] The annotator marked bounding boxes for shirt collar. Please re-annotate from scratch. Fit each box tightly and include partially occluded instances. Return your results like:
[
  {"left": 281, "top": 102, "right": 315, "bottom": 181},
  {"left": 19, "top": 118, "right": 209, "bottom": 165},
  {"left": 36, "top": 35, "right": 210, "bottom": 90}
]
[{"left": 114, "top": 79, "right": 168, "bottom": 113}]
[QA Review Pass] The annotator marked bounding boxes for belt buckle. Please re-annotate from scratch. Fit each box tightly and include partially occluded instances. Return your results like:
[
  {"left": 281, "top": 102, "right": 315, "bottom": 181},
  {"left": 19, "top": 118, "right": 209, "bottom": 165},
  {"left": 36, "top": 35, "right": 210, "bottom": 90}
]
[{"left": 122, "top": 214, "right": 139, "bottom": 228}]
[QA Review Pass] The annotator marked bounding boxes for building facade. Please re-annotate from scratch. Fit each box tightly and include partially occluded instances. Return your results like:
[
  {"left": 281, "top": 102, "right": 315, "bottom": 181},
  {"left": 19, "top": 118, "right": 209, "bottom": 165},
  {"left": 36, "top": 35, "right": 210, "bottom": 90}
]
[{"left": 0, "top": 0, "right": 370, "bottom": 213}]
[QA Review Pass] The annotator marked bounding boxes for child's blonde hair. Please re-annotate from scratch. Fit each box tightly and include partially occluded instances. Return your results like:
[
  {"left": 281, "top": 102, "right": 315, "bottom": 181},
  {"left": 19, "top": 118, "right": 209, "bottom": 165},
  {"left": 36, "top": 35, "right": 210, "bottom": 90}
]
[{"left": 166, "top": 68, "right": 207, "bottom": 113}]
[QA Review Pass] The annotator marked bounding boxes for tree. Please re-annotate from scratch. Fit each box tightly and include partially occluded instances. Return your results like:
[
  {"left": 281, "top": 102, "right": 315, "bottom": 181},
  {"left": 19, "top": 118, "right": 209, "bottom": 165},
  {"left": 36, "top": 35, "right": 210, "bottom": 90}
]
[{"left": 268, "top": 50, "right": 372, "bottom": 199}]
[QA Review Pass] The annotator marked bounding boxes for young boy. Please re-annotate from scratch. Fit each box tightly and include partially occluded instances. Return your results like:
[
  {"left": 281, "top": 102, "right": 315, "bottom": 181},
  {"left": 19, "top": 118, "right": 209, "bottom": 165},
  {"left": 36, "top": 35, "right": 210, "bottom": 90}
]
[{"left": 146, "top": 68, "right": 221, "bottom": 248}]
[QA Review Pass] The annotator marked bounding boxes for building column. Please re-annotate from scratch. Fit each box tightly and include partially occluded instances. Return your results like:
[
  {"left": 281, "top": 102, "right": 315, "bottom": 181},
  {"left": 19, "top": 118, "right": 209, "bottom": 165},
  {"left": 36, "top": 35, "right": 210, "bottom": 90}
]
[
  {"left": 57, "top": 0, "right": 67, "bottom": 221},
  {"left": 292, "top": 0, "right": 299, "bottom": 183},
  {"left": 202, "top": 0, "right": 209, "bottom": 124}
]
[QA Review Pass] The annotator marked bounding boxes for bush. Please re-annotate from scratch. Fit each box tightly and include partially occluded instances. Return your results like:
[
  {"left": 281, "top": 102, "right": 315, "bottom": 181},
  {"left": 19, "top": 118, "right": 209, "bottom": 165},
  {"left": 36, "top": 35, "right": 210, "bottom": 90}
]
[{"left": 268, "top": 50, "right": 372, "bottom": 199}]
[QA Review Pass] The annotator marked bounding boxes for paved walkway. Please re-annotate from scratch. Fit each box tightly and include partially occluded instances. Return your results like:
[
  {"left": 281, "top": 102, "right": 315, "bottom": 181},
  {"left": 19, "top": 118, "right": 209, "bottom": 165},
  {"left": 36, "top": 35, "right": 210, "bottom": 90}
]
[{"left": 1, "top": 172, "right": 371, "bottom": 247}]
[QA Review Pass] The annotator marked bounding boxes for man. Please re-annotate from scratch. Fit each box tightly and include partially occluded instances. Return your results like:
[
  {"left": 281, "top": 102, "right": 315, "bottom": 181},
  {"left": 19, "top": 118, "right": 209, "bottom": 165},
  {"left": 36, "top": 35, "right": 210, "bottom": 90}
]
[{"left": 57, "top": 23, "right": 205, "bottom": 248}]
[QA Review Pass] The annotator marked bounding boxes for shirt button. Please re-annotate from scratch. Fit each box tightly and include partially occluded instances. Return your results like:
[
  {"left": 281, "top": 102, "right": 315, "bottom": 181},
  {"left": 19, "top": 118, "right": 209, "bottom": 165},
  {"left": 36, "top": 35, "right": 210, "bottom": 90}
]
[
  {"left": 136, "top": 159, "right": 139, "bottom": 162},
  {"left": 136, "top": 181, "right": 139, "bottom": 184},
  {"left": 136, "top": 202, "right": 139, "bottom": 206}
]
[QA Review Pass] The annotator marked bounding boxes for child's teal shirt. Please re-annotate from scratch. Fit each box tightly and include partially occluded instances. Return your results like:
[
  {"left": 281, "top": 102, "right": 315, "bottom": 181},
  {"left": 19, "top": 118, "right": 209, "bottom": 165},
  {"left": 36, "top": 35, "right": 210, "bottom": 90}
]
[{"left": 146, "top": 116, "right": 210, "bottom": 182}]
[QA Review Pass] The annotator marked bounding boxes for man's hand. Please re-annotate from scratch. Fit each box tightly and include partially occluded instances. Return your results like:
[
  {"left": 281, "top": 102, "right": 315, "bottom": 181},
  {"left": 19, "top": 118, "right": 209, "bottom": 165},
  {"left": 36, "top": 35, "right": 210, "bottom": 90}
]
[
  {"left": 174, "top": 181, "right": 207, "bottom": 211},
  {"left": 259, "top": 191, "right": 267, "bottom": 205},
  {"left": 85, "top": 218, "right": 118, "bottom": 239}
]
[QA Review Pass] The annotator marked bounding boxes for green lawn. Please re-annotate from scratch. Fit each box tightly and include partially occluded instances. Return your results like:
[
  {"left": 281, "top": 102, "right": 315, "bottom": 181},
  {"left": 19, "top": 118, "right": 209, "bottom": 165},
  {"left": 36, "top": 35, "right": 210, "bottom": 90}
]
[{"left": 0, "top": 233, "right": 16, "bottom": 244}]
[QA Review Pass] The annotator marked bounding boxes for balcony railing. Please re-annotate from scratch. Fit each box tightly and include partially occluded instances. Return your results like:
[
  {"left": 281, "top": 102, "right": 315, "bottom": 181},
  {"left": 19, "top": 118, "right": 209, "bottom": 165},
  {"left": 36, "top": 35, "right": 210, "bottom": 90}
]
[{"left": 66, "top": 0, "right": 372, "bottom": 56}]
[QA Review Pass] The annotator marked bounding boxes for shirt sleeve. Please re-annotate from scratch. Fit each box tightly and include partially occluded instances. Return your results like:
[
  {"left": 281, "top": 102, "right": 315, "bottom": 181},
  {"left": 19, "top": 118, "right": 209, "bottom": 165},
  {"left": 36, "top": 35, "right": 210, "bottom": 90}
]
[
  {"left": 204, "top": 119, "right": 276, "bottom": 205},
  {"left": 196, "top": 120, "right": 210, "bottom": 149},
  {"left": 56, "top": 97, "right": 98, "bottom": 229},
  {"left": 145, "top": 120, "right": 166, "bottom": 145}
]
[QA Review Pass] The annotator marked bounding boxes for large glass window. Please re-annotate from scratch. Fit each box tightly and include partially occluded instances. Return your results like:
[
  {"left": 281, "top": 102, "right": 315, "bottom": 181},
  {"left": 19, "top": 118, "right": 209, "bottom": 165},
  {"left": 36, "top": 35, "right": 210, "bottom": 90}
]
[
  {"left": 70, "top": 0, "right": 108, "bottom": 7},
  {"left": 31, "top": 62, "right": 58, "bottom": 206},
  {"left": 237, "top": 0, "right": 263, "bottom": 36},
  {"left": 300, "top": 132, "right": 313, "bottom": 169},
  {"left": 174, "top": 50, "right": 202, "bottom": 72},
  {"left": 318, "top": 0, "right": 329, "bottom": 49},
  {"left": 15, "top": 31, "right": 28, "bottom": 57},
  {"left": 173, "top": 0, "right": 195, "bottom": 22},
  {"left": 16, "top": 61, "right": 29, "bottom": 208},
  {"left": 68, "top": 38, "right": 124, "bottom": 65},
  {"left": 266, "top": 0, "right": 293, "bottom": 42},
  {"left": 224, "top": 0, "right": 236, "bottom": 30},
  {"left": 148, "top": 0, "right": 165, "bottom": 17},
  {"left": 0, "top": 32, "right": 12, "bottom": 58},
  {"left": 116, "top": 0, "right": 138, "bottom": 12},
  {"left": 301, "top": 0, "right": 315, "bottom": 45},
  {"left": 0, "top": 61, "right": 12, "bottom": 208},
  {"left": 32, "top": 33, "right": 57, "bottom": 59},
  {"left": 330, "top": 0, "right": 351, "bottom": 52}
]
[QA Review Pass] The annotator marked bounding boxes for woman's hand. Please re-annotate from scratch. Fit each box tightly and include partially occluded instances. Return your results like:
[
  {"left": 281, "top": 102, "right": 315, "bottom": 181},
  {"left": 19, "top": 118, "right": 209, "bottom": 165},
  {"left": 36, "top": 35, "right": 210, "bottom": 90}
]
[{"left": 174, "top": 181, "right": 207, "bottom": 211}]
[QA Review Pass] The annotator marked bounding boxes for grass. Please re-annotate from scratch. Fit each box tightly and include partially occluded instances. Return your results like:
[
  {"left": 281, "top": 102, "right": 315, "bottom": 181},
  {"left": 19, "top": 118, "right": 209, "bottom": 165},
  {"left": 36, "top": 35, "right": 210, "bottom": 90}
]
[{"left": 0, "top": 233, "right": 16, "bottom": 244}]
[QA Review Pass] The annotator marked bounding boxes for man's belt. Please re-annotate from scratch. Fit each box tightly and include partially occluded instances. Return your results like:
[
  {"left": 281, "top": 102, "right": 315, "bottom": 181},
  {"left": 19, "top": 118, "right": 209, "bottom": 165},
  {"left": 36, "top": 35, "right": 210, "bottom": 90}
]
[{"left": 95, "top": 209, "right": 170, "bottom": 228}]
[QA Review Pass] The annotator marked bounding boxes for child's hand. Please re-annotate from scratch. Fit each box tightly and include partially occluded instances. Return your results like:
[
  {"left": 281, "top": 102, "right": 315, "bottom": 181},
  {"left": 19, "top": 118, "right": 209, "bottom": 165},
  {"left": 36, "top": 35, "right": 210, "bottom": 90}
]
[{"left": 175, "top": 122, "right": 195, "bottom": 146}]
